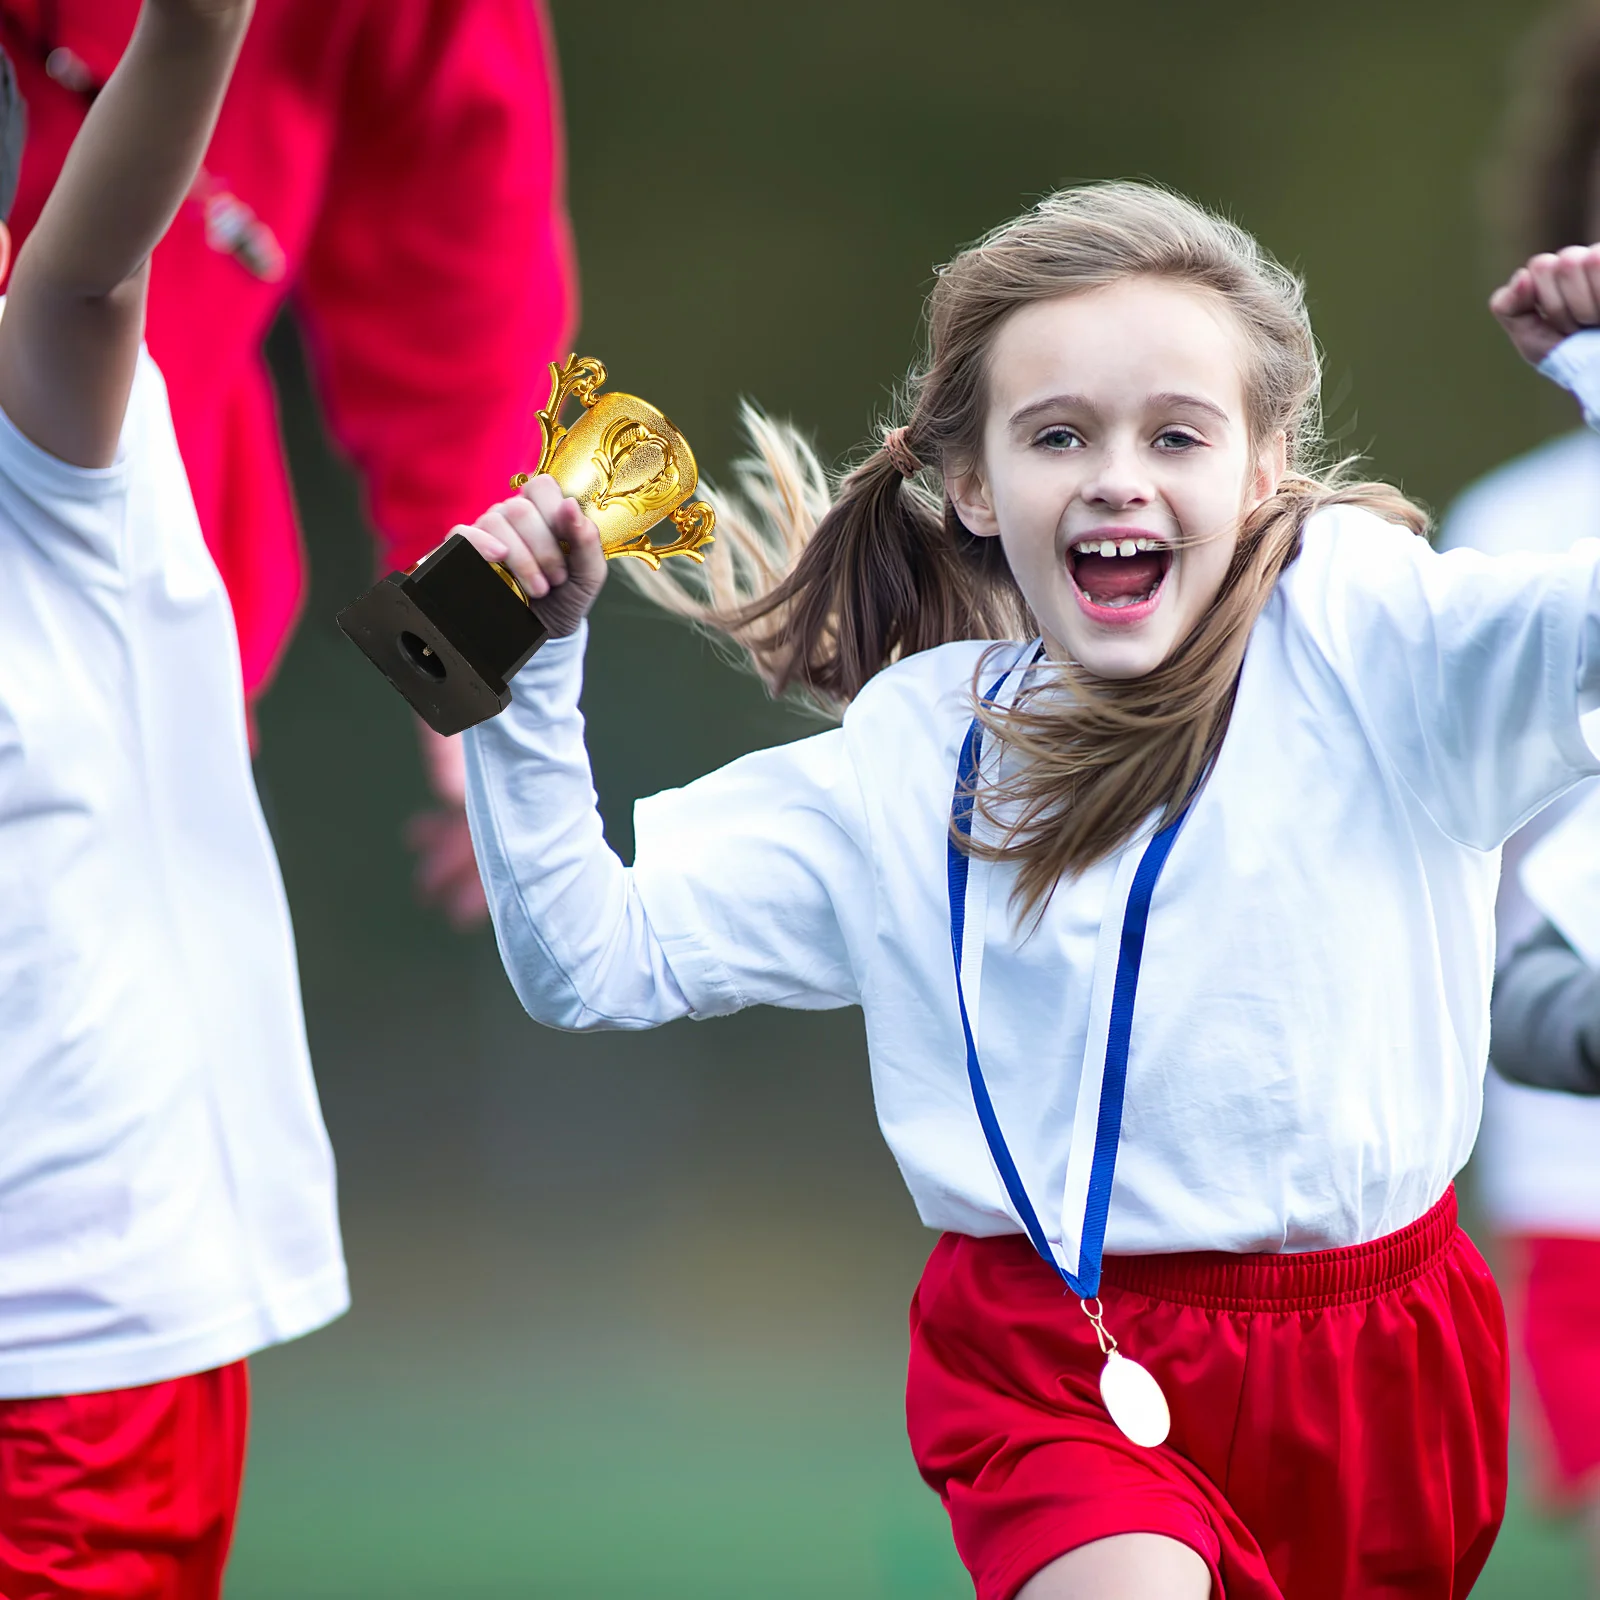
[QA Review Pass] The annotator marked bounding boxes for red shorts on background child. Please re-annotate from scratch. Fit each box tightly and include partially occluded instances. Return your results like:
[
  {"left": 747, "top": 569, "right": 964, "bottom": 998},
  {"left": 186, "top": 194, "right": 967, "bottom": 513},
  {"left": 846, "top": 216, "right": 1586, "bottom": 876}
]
[
  {"left": 0, "top": 1365, "right": 248, "bottom": 1599},
  {"left": 1500, "top": 1234, "right": 1600, "bottom": 1505}
]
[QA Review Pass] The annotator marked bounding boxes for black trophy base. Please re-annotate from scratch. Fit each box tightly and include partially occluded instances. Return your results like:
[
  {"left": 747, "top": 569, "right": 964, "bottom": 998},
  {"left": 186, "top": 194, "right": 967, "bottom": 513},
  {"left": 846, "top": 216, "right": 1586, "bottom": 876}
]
[{"left": 336, "top": 534, "right": 548, "bottom": 736}]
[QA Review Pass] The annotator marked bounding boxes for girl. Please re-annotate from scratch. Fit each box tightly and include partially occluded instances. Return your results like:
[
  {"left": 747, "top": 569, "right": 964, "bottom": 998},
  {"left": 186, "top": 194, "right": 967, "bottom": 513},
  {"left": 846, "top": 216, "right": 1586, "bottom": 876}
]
[{"left": 456, "top": 183, "right": 1600, "bottom": 1598}]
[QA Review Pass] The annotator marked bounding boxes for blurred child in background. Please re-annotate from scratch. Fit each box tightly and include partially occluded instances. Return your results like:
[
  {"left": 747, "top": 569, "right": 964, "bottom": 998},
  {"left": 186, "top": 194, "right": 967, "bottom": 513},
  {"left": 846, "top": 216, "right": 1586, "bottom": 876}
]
[
  {"left": 1436, "top": 6, "right": 1600, "bottom": 1586},
  {"left": 1491, "top": 782, "right": 1600, "bottom": 1102},
  {"left": 0, "top": 2, "right": 346, "bottom": 1593},
  {"left": 0, "top": 0, "right": 576, "bottom": 925},
  {"left": 453, "top": 180, "right": 1600, "bottom": 1597}
]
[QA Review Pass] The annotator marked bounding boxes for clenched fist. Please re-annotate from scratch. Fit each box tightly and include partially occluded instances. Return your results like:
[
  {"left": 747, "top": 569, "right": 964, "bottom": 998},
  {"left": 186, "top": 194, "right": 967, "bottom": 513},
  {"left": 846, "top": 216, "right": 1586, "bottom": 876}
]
[
  {"left": 1492, "top": 244, "right": 1600, "bottom": 366},
  {"left": 448, "top": 475, "right": 607, "bottom": 640}
]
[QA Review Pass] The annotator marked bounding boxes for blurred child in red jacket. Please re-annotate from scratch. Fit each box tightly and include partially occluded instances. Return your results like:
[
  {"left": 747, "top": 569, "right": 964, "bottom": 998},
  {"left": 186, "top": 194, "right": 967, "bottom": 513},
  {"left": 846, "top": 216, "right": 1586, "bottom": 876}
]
[{"left": 0, "top": 0, "right": 577, "bottom": 924}]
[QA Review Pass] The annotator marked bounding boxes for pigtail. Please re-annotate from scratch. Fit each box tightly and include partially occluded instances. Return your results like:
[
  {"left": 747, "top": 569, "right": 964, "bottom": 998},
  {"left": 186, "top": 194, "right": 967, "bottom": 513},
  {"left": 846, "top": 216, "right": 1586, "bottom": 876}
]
[{"left": 618, "top": 406, "right": 1028, "bottom": 717}]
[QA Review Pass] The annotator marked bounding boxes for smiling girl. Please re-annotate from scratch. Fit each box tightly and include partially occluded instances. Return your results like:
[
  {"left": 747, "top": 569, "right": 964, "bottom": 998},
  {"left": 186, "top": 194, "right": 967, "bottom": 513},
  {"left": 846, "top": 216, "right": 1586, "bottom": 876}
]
[{"left": 454, "top": 183, "right": 1600, "bottom": 1598}]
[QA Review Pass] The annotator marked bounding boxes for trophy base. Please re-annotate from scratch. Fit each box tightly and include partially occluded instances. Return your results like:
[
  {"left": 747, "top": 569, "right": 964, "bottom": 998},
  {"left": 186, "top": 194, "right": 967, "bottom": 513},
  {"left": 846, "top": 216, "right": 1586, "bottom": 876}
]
[{"left": 336, "top": 534, "right": 547, "bottom": 736}]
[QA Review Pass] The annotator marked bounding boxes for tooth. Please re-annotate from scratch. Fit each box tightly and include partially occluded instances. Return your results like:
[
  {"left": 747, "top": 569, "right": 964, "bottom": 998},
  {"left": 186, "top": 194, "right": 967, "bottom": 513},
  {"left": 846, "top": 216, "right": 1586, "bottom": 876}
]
[
  {"left": 1135, "top": 539, "right": 1152, "bottom": 552},
  {"left": 1100, "top": 541, "right": 1117, "bottom": 557},
  {"left": 1119, "top": 540, "right": 1137, "bottom": 557}
]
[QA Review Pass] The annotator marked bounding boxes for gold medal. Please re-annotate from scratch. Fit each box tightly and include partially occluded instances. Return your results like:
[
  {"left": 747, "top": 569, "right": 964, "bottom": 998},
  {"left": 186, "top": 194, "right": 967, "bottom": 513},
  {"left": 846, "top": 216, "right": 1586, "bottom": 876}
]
[{"left": 1081, "top": 1298, "right": 1170, "bottom": 1448}]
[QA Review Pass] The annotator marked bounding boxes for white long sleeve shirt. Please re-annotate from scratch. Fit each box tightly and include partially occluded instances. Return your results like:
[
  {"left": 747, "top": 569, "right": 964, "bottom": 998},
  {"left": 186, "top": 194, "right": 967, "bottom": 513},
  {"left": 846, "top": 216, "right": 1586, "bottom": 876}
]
[
  {"left": 465, "top": 341, "right": 1600, "bottom": 1261},
  {"left": 1436, "top": 332, "right": 1600, "bottom": 1236},
  {"left": 0, "top": 340, "right": 347, "bottom": 1396}
]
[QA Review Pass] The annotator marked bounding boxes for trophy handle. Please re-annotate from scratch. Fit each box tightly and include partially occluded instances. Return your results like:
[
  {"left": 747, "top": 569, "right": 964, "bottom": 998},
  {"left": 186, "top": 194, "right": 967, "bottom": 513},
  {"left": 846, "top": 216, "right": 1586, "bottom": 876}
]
[
  {"left": 533, "top": 354, "right": 607, "bottom": 475},
  {"left": 510, "top": 352, "right": 716, "bottom": 568},
  {"left": 606, "top": 500, "right": 717, "bottom": 570}
]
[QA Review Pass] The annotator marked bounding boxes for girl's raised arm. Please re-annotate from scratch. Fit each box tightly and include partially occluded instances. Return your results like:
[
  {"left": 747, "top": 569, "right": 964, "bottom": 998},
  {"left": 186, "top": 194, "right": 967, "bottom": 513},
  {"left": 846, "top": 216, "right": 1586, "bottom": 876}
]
[
  {"left": 456, "top": 481, "right": 871, "bottom": 1032},
  {"left": 1272, "top": 255, "right": 1600, "bottom": 853}
]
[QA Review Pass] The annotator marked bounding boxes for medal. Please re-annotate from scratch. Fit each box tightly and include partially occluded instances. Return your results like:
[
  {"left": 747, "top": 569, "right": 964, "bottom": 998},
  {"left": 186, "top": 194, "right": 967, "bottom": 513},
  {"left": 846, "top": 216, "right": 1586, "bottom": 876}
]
[
  {"left": 1083, "top": 1298, "right": 1171, "bottom": 1448},
  {"left": 948, "top": 648, "right": 1192, "bottom": 1449},
  {"left": 1101, "top": 1353, "right": 1172, "bottom": 1449}
]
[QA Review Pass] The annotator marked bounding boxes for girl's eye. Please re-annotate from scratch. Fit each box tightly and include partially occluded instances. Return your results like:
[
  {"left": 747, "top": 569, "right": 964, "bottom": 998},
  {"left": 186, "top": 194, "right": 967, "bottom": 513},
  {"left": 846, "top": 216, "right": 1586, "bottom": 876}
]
[
  {"left": 1034, "top": 426, "right": 1081, "bottom": 450},
  {"left": 1156, "top": 429, "right": 1203, "bottom": 451}
]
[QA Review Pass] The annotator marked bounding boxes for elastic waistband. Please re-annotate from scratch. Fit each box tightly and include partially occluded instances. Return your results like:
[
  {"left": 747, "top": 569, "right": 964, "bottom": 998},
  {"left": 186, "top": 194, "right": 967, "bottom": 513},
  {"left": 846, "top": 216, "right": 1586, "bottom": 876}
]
[{"left": 1099, "top": 1187, "right": 1460, "bottom": 1312}]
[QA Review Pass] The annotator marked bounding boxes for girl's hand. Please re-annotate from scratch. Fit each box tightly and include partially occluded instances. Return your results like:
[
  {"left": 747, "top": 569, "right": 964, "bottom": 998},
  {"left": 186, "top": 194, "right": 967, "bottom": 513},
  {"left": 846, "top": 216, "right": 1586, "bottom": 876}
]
[
  {"left": 448, "top": 475, "right": 606, "bottom": 639},
  {"left": 1491, "top": 245, "right": 1600, "bottom": 366}
]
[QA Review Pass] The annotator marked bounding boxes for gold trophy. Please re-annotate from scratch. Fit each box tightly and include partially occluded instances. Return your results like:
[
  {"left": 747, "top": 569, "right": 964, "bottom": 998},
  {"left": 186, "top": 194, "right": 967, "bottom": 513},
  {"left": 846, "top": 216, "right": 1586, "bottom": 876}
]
[{"left": 337, "top": 355, "right": 716, "bottom": 735}]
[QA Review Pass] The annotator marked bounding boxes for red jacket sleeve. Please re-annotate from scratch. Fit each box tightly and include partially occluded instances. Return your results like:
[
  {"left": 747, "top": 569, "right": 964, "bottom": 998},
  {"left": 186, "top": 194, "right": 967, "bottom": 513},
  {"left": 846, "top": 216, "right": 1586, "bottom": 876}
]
[{"left": 296, "top": 0, "right": 577, "bottom": 572}]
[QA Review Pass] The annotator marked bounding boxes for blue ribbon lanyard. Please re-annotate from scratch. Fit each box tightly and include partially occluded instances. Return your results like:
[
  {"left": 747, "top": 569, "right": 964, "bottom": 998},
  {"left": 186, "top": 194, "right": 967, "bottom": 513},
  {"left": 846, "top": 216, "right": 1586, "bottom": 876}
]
[{"left": 947, "top": 652, "right": 1191, "bottom": 1300}]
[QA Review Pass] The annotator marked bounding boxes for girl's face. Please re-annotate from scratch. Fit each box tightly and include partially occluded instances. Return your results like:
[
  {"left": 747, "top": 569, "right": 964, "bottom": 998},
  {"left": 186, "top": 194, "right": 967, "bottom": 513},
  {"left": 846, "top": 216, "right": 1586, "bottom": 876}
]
[{"left": 949, "top": 278, "right": 1285, "bottom": 679}]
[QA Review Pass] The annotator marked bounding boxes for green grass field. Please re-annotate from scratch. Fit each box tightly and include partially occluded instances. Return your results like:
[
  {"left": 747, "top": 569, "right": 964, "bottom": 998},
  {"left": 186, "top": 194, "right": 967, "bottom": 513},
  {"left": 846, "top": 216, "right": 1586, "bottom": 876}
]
[
  {"left": 225, "top": 1308, "right": 1588, "bottom": 1599},
  {"left": 227, "top": 1349, "right": 967, "bottom": 1598}
]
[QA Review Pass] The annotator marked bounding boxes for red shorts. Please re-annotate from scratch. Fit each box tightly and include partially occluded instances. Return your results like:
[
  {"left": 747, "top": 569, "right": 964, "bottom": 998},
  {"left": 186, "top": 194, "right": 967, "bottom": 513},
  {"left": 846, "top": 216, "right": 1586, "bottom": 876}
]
[
  {"left": 0, "top": 1362, "right": 249, "bottom": 1599},
  {"left": 907, "top": 1189, "right": 1507, "bottom": 1600},
  {"left": 1499, "top": 1233, "right": 1600, "bottom": 1504}
]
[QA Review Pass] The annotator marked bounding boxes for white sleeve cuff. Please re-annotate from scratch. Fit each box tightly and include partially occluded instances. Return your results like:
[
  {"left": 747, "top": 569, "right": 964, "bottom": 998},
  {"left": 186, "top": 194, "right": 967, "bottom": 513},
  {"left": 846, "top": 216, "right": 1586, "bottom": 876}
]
[
  {"left": 498, "top": 620, "right": 588, "bottom": 722},
  {"left": 1539, "top": 329, "right": 1600, "bottom": 430}
]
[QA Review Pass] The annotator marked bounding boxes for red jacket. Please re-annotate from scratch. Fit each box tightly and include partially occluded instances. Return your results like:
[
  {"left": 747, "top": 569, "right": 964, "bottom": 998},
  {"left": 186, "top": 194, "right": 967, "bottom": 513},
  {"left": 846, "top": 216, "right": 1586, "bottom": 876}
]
[{"left": 0, "top": 0, "right": 576, "bottom": 697}]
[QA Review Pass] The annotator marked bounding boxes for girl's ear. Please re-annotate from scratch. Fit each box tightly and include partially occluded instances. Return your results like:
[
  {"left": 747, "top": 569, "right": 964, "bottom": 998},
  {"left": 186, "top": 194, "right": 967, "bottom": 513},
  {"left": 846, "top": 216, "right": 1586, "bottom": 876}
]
[
  {"left": 946, "top": 466, "right": 1002, "bottom": 539},
  {"left": 1248, "top": 429, "right": 1288, "bottom": 511}
]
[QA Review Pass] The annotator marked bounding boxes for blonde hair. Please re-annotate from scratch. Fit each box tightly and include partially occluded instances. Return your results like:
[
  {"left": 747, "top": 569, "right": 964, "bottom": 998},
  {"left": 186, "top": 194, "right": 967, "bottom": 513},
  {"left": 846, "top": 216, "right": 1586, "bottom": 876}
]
[{"left": 632, "top": 182, "right": 1427, "bottom": 917}]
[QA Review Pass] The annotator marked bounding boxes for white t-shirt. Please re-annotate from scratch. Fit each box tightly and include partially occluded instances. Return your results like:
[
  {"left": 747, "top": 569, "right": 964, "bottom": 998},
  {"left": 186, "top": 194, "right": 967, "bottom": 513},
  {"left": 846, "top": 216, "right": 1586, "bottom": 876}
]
[
  {"left": 1440, "top": 421, "right": 1600, "bottom": 1235},
  {"left": 0, "top": 340, "right": 347, "bottom": 1397},
  {"left": 466, "top": 498, "right": 1600, "bottom": 1261}
]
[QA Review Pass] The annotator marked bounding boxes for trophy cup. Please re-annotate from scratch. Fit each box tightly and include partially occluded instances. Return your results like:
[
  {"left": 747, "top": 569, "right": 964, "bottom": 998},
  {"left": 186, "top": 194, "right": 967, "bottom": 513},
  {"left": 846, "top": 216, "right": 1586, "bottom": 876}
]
[{"left": 336, "top": 355, "right": 716, "bottom": 736}]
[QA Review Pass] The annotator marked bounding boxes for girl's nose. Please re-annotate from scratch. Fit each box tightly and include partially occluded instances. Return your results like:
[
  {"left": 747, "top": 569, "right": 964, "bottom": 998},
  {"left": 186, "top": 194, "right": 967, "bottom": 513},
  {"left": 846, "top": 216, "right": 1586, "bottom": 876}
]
[{"left": 1081, "top": 445, "right": 1154, "bottom": 510}]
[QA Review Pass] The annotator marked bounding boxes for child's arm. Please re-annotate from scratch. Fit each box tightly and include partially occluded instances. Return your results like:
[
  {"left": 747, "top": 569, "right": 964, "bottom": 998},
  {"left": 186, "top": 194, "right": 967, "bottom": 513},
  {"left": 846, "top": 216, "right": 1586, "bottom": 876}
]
[
  {"left": 456, "top": 479, "right": 868, "bottom": 1029},
  {"left": 1491, "top": 919, "right": 1600, "bottom": 1095},
  {"left": 0, "top": 0, "right": 251, "bottom": 470},
  {"left": 1298, "top": 245, "right": 1600, "bottom": 850}
]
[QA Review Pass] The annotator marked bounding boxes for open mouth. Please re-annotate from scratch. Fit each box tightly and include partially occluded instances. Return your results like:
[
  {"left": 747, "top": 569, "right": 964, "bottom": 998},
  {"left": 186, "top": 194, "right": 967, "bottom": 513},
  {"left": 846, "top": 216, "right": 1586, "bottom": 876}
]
[{"left": 1067, "top": 534, "right": 1172, "bottom": 623}]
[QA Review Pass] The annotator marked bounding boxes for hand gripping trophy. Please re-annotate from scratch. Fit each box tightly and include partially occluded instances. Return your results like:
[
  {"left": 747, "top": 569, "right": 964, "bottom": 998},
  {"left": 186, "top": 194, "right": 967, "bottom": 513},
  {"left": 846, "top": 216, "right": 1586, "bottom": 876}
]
[{"left": 337, "top": 355, "right": 716, "bottom": 735}]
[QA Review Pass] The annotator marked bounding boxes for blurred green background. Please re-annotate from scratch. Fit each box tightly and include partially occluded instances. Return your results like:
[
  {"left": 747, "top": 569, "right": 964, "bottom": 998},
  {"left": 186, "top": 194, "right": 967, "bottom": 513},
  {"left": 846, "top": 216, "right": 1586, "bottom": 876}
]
[{"left": 228, "top": 0, "right": 1592, "bottom": 1593}]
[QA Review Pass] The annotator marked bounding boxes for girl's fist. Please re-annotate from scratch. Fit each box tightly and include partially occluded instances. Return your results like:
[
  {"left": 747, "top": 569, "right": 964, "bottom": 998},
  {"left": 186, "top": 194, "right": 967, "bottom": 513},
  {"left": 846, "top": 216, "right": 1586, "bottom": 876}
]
[
  {"left": 1492, "top": 245, "right": 1600, "bottom": 366},
  {"left": 448, "top": 475, "right": 606, "bottom": 639}
]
